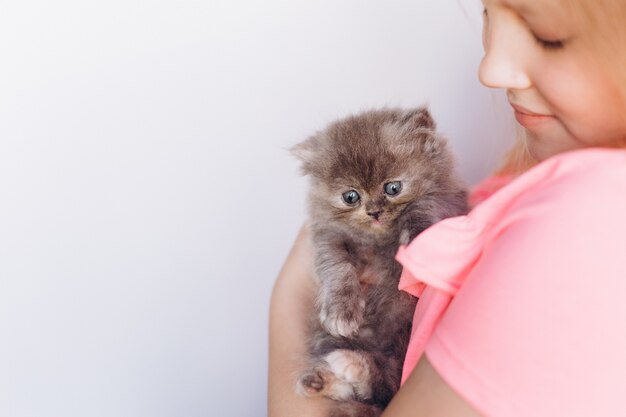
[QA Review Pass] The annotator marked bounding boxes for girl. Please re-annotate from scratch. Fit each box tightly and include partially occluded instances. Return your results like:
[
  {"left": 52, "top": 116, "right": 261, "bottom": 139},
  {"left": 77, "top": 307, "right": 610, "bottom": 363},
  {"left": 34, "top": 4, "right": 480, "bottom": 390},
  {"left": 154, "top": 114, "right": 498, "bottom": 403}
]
[{"left": 269, "top": 0, "right": 626, "bottom": 415}]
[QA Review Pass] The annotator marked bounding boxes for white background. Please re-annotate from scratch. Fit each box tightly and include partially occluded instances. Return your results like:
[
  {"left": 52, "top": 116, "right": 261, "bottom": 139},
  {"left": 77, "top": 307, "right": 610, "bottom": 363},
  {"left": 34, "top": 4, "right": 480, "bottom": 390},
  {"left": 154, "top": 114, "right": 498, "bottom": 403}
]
[{"left": 0, "top": 1, "right": 514, "bottom": 416}]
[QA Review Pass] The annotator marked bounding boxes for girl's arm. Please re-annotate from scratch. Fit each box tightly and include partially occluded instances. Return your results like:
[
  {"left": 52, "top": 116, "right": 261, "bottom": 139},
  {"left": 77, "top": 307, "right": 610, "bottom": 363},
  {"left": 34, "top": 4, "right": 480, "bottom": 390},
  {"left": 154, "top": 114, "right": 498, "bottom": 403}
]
[
  {"left": 381, "top": 355, "right": 481, "bottom": 417},
  {"left": 268, "top": 225, "right": 333, "bottom": 417}
]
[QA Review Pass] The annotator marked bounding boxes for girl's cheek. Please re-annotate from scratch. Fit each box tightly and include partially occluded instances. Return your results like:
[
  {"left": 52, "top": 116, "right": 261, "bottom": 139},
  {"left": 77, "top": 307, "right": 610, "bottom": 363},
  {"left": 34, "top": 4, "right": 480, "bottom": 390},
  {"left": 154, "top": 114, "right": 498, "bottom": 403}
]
[{"left": 535, "top": 67, "right": 578, "bottom": 113}]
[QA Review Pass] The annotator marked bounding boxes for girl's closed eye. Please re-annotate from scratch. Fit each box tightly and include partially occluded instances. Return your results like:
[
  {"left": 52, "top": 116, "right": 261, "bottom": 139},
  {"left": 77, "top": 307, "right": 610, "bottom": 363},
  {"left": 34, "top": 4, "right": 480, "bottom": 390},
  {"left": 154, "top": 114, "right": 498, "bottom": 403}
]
[{"left": 532, "top": 35, "right": 565, "bottom": 50}]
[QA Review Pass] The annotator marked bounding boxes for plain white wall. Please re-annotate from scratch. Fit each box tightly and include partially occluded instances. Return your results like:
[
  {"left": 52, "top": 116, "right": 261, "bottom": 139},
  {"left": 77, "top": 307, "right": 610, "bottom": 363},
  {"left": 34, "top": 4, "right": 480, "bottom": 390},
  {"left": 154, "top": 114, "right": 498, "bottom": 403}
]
[{"left": 0, "top": 1, "right": 514, "bottom": 416}]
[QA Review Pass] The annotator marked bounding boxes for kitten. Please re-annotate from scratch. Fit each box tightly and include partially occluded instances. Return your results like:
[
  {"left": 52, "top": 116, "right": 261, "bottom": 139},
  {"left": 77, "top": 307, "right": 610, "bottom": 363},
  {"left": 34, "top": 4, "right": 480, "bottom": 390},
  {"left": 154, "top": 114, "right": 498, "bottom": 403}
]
[{"left": 291, "top": 107, "right": 468, "bottom": 417}]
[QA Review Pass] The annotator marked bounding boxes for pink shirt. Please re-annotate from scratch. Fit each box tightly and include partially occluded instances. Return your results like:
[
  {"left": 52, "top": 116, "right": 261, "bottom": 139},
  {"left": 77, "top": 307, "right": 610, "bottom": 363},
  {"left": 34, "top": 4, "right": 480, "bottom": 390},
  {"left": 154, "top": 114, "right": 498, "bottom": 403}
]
[{"left": 395, "top": 148, "right": 626, "bottom": 416}]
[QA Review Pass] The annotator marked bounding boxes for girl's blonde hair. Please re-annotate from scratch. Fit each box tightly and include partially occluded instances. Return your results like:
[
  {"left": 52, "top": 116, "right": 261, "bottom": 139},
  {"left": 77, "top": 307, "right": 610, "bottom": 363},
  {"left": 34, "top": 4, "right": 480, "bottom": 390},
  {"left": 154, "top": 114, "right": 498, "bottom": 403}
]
[{"left": 496, "top": 0, "right": 626, "bottom": 176}]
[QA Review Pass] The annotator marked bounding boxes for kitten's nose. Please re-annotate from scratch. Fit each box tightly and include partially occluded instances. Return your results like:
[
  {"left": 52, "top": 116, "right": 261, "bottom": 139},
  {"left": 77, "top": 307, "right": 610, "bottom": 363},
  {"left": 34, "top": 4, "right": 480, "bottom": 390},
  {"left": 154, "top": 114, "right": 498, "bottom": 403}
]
[{"left": 367, "top": 210, "right": 382, "bottom": 220}]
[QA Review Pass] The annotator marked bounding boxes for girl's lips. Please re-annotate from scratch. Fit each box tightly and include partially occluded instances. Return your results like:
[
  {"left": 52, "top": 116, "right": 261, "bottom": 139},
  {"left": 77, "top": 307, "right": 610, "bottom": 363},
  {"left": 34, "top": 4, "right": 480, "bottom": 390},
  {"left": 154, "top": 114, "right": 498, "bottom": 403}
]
[
  {"left": 510, "top": 103, "right": 550, "bottom": 116},
  {"left": 510, "top": 103, "right": 555, "bottom": 129}
]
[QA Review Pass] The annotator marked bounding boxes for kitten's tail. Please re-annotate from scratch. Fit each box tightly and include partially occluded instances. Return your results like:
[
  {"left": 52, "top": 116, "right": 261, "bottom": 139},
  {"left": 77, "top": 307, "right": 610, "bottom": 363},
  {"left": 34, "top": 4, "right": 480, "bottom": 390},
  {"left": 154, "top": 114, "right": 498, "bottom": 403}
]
[{"left": 329, "top": 401, "right": 383, "bottom": 417}]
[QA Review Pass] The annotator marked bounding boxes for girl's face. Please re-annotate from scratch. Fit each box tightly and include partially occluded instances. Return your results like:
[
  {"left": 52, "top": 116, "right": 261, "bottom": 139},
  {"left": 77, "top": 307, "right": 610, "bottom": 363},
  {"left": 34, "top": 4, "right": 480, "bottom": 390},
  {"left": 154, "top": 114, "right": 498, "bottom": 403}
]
[{"left": 480, "top": 0, "right": 626, "bottom": 161}]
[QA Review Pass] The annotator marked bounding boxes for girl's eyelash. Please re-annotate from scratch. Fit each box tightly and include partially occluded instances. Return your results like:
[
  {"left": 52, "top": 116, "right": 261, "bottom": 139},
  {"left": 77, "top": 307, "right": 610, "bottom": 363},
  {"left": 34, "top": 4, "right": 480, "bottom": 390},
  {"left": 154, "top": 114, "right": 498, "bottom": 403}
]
[{"left": 533, "top": 35, "right": 565, "bottom": 50}]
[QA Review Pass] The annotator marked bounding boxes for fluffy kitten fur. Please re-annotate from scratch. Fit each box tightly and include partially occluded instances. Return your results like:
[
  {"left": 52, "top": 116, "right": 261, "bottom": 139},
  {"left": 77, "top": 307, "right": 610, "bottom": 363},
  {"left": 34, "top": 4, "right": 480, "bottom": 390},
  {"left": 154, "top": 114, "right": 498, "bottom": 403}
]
[{"left": 292, "top": 107, "right": 468, "bottom": 417}]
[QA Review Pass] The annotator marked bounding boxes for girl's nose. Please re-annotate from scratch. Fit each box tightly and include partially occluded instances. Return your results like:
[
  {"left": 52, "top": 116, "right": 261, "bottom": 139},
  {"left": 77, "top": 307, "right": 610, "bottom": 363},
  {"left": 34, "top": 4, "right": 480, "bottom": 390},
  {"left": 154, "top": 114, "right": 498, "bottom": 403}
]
[{"left": 478, "top": 15, "right": 532, "bottom": 90}]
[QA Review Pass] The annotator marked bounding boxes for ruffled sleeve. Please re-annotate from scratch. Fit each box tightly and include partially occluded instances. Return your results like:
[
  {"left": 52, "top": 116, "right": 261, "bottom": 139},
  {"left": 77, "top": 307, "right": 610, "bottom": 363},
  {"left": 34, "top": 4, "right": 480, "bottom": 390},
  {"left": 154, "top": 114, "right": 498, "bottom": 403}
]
[{"left": 395, "top": 215, "right": 487, "bottom": 384}]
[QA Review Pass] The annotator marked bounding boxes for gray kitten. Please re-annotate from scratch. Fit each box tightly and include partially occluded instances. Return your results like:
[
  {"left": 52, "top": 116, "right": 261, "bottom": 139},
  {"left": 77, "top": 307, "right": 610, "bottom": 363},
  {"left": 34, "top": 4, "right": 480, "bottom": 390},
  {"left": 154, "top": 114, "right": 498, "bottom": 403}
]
[{"left": 291, "top": 107, "right": 468, "bottom": 417}]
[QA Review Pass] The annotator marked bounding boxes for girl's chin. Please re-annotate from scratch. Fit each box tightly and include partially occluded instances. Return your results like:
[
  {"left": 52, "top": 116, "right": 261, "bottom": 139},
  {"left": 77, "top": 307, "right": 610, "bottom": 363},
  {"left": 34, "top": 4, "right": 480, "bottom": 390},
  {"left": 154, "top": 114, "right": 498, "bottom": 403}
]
[{"left": 526, "top": 137, "right": 583, "bottom": 162}]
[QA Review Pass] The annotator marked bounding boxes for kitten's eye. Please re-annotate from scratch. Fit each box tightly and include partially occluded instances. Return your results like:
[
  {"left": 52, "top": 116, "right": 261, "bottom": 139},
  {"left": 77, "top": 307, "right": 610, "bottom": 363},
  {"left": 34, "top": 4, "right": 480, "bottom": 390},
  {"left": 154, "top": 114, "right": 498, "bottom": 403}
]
[
  {"left": 342, "top": 190, "right": 360, "bottom": 205},
  {"left": 384, "top": 181, "right": 402, "bottom": 196}
]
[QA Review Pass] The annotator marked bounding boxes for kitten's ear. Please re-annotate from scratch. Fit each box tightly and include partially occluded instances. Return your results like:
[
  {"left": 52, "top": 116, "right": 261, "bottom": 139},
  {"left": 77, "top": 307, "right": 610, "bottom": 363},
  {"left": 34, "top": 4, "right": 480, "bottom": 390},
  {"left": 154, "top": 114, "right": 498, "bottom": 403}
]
[
  {"left": 398, "top": 106, "right": 447, "bottom": 157},
  {"left": 290, "top": 134, "right": 318, "bottom": 162},
  {"left": 400, "top": 106, "right": 436, "bottom": 130},
  {"left": 290, "top": 134, "right": 322, "bottom": 175}
]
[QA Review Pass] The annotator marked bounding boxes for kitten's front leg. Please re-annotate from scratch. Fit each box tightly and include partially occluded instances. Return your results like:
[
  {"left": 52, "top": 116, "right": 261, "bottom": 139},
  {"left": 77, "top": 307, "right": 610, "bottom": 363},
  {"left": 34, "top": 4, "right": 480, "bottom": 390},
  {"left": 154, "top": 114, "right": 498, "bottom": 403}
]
[
  {"left": 398, "top": 194, "right": 469, "bottom": 246},
  {"left": 397, "top": 201, "right": 445, "bottom": 246},
  {"left": 318, "top": 269, "right": 364, "bottom": 338},
  {"left": 315, "top": 244, "right": 364, "bottom": 338}
]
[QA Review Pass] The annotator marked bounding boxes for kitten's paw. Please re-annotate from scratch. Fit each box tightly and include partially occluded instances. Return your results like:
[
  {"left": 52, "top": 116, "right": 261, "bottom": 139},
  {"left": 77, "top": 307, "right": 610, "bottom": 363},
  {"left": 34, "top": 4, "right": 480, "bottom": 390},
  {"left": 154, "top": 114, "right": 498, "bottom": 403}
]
[
  {"left": 324, "top": 350, "right": 372, "bottom": 400},
  {"left": 296, "top": 350, "right": 372, "bottom": 401},
  {"left": 296, "top": 369, "right": 327, "bottom": 397},
  {"left": 399, "top": 228, "right": 410, "bottom": 246},
  {"left": 320, "top": 303, "right": 364, "bottom": 338}
]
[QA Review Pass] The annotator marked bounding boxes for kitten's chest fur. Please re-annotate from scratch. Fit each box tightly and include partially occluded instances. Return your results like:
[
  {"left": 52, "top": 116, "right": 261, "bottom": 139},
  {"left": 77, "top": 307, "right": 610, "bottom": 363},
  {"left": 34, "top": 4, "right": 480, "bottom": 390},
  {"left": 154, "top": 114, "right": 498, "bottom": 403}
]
[
  {"left": 341, "top": 233, "right": 416, "bottom": 339},
  {"left": 346, "top": 238, "right": 401, "bottom": 288}
]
